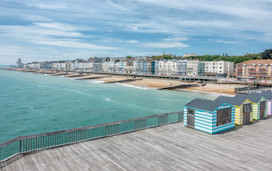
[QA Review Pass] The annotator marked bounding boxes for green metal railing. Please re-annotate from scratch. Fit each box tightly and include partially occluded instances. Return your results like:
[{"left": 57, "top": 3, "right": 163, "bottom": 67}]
[{"left": 0, "top": 111, "right": 183, "bottom": 163}]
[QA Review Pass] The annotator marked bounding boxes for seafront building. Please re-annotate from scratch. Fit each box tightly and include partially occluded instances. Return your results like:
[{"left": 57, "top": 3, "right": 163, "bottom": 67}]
[
  {"left": 204, "top": 61, "right": 234, "bottom": 77},
  {"left": 235, "top": 60, "right": 272, "bottom": 82},
  {"left": 16, "top": 58, "right": 22, "bottom": 68},
  {"left": 20, "top": 57, "right": 234, "bottom": 77}
]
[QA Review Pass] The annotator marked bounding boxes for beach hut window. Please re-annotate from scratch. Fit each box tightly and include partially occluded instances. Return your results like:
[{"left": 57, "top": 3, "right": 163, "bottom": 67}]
[{"left": 217, "top": 108, "right": 231, "bottom": 126}]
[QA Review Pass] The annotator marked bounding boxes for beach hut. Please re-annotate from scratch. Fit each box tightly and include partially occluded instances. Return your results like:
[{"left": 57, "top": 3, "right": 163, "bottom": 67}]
[
  {"left": 184, "top": 98, "right": 235, "bottom": 134},
  {"left": 235, "top": 93, "right": 268, "bottom": 120},
  {"left": 245, "top": 92, "right": 272, "bottom": 116},
  {"left": 260, "top": 92, "right": 272, "bottom": 116},
  {"left": 215, "top": 96, "right": 253, "bottom": 125}
]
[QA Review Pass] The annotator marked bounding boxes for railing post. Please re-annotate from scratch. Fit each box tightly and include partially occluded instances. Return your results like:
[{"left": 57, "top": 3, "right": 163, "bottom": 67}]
[{"left": 19, "top": 139, "right": 22, "bottom": 153}]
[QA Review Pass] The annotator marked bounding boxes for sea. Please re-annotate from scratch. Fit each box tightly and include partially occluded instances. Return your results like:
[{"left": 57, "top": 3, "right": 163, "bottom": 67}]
[{"left": 0, "top": 69, "right": 217, "bottom": 143}]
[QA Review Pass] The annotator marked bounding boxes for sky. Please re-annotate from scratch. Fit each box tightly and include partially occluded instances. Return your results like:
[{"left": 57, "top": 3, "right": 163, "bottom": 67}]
[{"left": 0, "top": 0, "right": 272, "bottom": 65}]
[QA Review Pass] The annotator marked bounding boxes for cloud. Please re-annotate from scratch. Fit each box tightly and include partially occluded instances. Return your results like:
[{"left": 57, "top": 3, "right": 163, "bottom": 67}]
[
  {"left": 31, "top": 39, "right": 118, "bottom": 50},
  {"left": 126, "top": 26, "right": 139, "bottom": 31},
  {"left": 126, "top": 40, "right": 139, "bottom": 44},
  {"left": 143, "top": 42, "right": 188, "bottom": 49},
  {"left": 31, "top": 4, "right": 67, "bottom": 10},
  {"left": 0, "top": 0, "right": 271, "bottom": 64},
  {"left": 0, "top": 22, "right": 117, "bottom": 52},
  {"left": 211, "top": 39, "right": 242, "bottom": 44}
]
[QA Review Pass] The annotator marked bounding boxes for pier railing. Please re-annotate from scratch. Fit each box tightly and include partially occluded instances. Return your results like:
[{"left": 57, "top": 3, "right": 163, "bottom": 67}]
[
  {"left": 234, "top": 86, "right": 272, "bottom": 94},
  {"left": 0, "top": 111, "right": 183, "bottom": 163}
]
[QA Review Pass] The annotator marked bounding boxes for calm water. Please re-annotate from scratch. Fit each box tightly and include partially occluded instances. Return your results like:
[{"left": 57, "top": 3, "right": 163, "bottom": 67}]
[{"left": 0, "top": 69, "right": 217, "bottom": 143}]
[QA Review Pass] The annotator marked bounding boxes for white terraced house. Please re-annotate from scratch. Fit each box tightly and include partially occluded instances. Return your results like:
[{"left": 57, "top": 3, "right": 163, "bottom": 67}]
[
  {"left": 186, "top": 60, "right": 199, "bottom": 77},
  {"left": 204, "top": 61, "right": 234, "bottom": 77}
]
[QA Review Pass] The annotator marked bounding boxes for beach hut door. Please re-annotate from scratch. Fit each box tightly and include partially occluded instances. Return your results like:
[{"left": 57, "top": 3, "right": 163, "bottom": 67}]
[
  {"left": 187, "top": 109, "right": 195, "bottom": 128},
  {"left": 243, "top": 103, "right": 251, "bottom": 124},
  {"left": 260, "top": 101, "right": 266, "bottom": 119}
]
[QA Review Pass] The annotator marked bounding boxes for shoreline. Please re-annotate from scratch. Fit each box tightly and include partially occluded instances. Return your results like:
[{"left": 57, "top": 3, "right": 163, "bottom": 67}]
[
  {"left": 2, "top": 68, "right": 237, "bottom": 95},
  {"left": 94, "top": 74, "right": 236, "bottom": 95}
]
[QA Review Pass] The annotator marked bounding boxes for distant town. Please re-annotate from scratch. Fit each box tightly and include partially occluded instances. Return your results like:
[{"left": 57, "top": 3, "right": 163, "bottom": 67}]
[
  {"left": 15, "top": 54, "right": 235, "bottom": 78},
  {"left": 15, "top": 50, "right": 272, "bottom": 83}
]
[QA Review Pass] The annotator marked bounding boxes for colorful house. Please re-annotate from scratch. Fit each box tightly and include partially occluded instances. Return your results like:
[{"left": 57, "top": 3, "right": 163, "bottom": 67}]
[
  {"left": 184, "top": 98, "right": 235, "bottom": 134},
  {"left": 236, "top": 93, "right": 268, "bottom": 120},
  {"left": 215, "top": 96, "right": 253, "bottom": 125},
  {"left": 260, "top": 92, "right": 272, "bottom": 116}
]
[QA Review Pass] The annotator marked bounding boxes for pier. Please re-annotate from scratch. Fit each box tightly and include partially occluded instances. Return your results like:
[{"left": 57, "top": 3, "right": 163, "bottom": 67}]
[
  {"left": 65, "top": 74, "right": 83, "bottom": 78},
  {"left": 77, "top": 76, "right": 112, "bottom": 80},
  {"left": 159, "top": 84, "right": 199, "bottom": 90},
  {"left": 105, "top": 78, "right": 143, "bottom": 83},
  {"left": 50, "top": 73, "right": 69, "bottom": 76},
  {"left": 1, "top": 117, "right": 272, "bottom": 170}
]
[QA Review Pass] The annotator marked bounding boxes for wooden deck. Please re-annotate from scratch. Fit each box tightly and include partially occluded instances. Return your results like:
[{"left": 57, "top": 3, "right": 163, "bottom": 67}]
[{"left": 2, "top": 119, "right": 272, "bottom": 171}]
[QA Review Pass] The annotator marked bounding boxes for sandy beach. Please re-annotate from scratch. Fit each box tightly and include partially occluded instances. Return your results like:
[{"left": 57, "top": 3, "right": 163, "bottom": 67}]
[
  {"left": 4, "top": 68, "right": 237, "bottom": 95},
  {"left": 94, "top": 74, "right": 237, "bottom": 95},
  {"left": 185, "top": 84, "right": 236, "bottom": 95}
]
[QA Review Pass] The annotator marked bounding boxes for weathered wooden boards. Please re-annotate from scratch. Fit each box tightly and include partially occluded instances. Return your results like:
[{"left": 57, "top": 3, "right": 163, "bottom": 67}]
[{"left": 2, "top": 118, "right": 272, "bottom": 171}]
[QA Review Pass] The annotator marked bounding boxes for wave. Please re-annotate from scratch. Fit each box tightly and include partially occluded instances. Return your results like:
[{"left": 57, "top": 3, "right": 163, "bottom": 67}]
[
  {"left": 64, "top": 88, "right": 84, "bottom": 94},
  {"left": 115, "top": 83, "right": 150, "bottom": 90},
  {"left": 104, "top": 98, "right": 112, "bottom": 102},
  {"left": 68, "top": 77, "right": 79, "bottom": 80},
  {"left": 88, "top": 80, "right": 104, "bottom": 84},
  {"left": 25, "top": 105, "right": 34, "bottom": 111},
  {"left": 181, "top": 89, "right": 235, "bottom": 97}
]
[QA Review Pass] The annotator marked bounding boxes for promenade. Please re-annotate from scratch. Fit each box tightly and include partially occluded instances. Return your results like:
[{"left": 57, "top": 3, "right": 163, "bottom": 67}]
[{"left": 2, "top": 118, "right": 272, "bottom": 171}]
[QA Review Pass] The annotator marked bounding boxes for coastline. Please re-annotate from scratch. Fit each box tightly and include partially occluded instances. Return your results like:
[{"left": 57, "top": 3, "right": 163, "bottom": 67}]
[
  {"left": 94, "top": 74, "right": 236, "bottom": 95},
  {"left": 3, "top": 68, "right": 237, "bottom": 95}
]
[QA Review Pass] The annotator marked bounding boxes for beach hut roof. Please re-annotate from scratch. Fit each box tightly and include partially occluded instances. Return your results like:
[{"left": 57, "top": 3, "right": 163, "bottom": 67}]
[
  {"left": 235, "top": 93, "right": 265, "bottom": 103},
  {"left": 185, "top": 98, "right": 227, "bottom": 111},
  {"left": 250, "top": 92, "right": 272, "bottom": 100},
  {"left": 215, "top": 96, "right": 246, "bottom": 106}
]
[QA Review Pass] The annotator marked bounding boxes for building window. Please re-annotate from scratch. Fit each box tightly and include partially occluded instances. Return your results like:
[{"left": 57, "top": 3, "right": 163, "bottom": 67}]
[{"left": 217, "top": 108, "right": 231, "bottom": 126}]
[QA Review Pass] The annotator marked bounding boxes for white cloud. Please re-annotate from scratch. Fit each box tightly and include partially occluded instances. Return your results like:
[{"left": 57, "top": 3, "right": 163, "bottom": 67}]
[
  {"left": 31, "top": 39, "right": 117, "bottom": 50},
  {"left": 126, "top": 26, "right": 139, "bottom": 31},
  {"left": 211, "top": 39, "right": 242, "bottom": 44},
  {"left": 126, "top": 40, "right": 139, "bottom": 44},
  {"left": 0, "top": 0, "right": 271, "bottom": 63},
  {"left": 32, "top": 4, "right": 67, "bottom": 10},
  {"left": 143, "top": 42, "right": 188, "bottom": 49}
]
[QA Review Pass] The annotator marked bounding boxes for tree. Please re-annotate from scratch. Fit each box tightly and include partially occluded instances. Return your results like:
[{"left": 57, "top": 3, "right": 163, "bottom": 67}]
[{"left": 261, "top": 49, "right": 272, "bottom": 59}]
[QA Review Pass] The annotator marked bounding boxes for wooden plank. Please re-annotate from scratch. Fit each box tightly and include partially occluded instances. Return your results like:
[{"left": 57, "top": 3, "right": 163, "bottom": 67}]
[{"left": 2, "top": 118, "right": 272, "bottom": 170}]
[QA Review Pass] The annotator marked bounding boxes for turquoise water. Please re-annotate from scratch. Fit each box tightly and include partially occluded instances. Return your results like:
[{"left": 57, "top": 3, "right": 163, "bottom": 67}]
[{"left": 0, "top": 69, "right": 217, "bottom": 143}]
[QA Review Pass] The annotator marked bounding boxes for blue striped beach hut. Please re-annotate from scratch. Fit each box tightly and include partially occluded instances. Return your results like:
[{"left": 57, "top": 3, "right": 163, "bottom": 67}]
[{"left": 184, "top": 98, "right": 235, "bottom": 134}]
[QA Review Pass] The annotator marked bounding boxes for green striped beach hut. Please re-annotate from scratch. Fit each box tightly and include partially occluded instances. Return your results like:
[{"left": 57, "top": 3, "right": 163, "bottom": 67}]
[
  {"left": 184, "top": 98, "right": 235, "bottom": 134},
  {"left": 236, "top": 93, "right": 267, "bottom": 120}
]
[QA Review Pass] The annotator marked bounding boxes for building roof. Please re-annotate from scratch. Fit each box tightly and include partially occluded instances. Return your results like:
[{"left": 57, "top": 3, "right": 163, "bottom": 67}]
[
  {"left": 259, "top": 92, "right": 272, "bottom": 100},
  {"left": 185, "top": 98, "right": 229, "bottom": 111},
  {"left": 246, "top": 92, "right": 272, "bottom": 100},
  {"left": 236, "top": 60, "right": 272, "bottom": 65},
  {"left": 215, "top": 96, "right": 246, "bottom": 106},
  {"left": 235, "top": 93, "right": 265, "bottom": 103}
]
